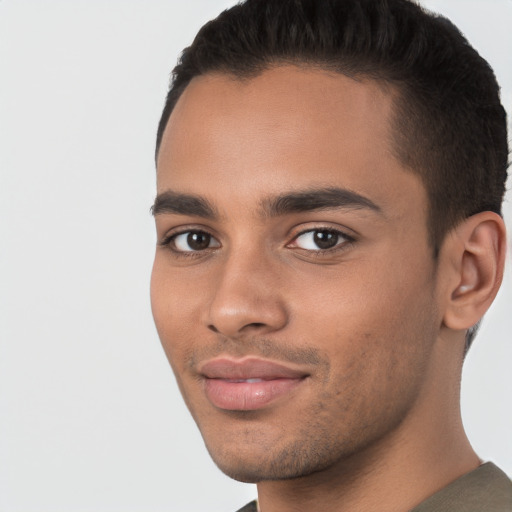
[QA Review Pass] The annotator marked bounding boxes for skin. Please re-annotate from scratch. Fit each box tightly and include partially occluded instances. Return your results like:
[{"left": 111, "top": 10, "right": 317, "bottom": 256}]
[{"left": 151, "top": 66, "right": 504, "bottom": 511}]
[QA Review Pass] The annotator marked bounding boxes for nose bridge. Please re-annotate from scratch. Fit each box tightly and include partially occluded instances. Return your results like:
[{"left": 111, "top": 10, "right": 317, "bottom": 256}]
[{"left": 205, "top": 240, "right": 288, "bottom": 337}]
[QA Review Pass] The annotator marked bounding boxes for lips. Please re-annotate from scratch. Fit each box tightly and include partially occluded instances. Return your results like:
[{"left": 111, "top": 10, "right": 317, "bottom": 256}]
[{"left": 199, "top": 357, "right": 308, "bottom": 411}]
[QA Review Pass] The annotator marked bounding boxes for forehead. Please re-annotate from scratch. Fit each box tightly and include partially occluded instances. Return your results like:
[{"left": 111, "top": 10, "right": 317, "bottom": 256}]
[{"left": 156, "top": 66, "right": 424, "bottom": 218}]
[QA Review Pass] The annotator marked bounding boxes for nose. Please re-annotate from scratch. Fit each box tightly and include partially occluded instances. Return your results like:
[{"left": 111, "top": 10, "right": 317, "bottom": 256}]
[{"left": 204, "top": 249, "right": 288, "bottom": 338}]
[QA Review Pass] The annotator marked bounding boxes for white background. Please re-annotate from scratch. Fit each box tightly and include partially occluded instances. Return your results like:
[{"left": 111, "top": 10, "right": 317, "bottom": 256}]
[{"left": 1, "top": 1, "right": 511, "bottom": 511}]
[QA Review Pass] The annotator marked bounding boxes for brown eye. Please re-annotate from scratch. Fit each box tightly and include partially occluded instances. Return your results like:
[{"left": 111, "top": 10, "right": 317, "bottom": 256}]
[
  {"left": 291, "top": 229, "right": 349, "bottom": 251},
  {"left": 187, "top": 232, "right": 211, "bottom": 250},
  {"left": 313, "top": 230, "right": 339, "bottom": 249},
  {"left": 172, "top": 231, "right": 220, "bottom": 252}
]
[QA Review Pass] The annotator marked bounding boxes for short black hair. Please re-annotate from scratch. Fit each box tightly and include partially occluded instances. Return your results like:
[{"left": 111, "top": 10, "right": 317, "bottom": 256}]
[{"left": 156, "top": 0, "right": 509, "bottom": 346}]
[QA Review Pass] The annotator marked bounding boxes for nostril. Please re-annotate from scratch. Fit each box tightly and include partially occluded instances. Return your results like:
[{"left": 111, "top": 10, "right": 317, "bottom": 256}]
[
  {"left": 207, "top": 322, "right": 266, "bottom": 334},
  {"left": 246, "top": 322, "right": 266, "bottom": 329}
]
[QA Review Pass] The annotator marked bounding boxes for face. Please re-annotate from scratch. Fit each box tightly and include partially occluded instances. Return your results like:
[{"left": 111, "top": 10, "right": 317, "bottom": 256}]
[{"left": 151, "top": 66, "right": 444, "bottom": 483}]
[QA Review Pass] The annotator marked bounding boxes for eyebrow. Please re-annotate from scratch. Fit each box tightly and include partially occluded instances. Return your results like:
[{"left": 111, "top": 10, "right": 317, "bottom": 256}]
[
  {"left": 151, "top": 191, "right": 218, "bottom": 218},
  {"left": 151, "top": 186, "right": 382, "bottom": 219},
  {"left": 260, "top": 187, "right": 383, "bottom": 217}
]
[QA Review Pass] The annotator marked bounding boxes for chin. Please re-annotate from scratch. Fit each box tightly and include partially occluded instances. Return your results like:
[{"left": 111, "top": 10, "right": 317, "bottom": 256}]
[
  {"left": 204, "top": 434, "right": 344, "bottom": 483},
  {"left": 211, "top": 458, "right": 309, "bottom": 484}
]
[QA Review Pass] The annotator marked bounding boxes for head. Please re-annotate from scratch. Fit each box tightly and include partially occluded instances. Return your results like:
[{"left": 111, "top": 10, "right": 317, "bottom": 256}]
[
  {"left": 151, "top": 0, "right": 507, "bottom": 484},
  {"left": 156, "top": 0, "right": 508, "bottom": 252}
]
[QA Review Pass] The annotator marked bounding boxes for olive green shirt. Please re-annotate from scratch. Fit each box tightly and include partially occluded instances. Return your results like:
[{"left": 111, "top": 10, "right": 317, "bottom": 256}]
[{"left": 236, "top": 463, "right": 512, "bottom": 512}]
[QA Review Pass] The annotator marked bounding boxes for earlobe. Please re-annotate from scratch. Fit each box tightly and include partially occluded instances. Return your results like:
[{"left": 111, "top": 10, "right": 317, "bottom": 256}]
[{"left": 443, "top": 212, "right": 507, "bottom": 332}]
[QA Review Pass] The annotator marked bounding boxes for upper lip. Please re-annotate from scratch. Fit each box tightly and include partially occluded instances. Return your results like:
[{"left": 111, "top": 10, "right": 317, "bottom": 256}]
[{"left": 199, "top": 357, "right": 309, "bottom": 380}]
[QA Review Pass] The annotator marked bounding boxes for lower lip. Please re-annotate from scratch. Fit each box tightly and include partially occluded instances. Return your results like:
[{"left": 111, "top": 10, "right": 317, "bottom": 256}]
[{"left": 204, "top": 377, "right": 304, "bottom": 411}]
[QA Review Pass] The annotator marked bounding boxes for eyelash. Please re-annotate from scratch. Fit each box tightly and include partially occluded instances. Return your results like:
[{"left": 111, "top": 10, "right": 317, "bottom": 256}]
[
  {"left": 159, "top": 226, "right": 356, "bottom": 258},
  {"left": 287, "top": 227, "right": 355, "bottom": 255},
  {"left": 159, "top": 228, "right": 219, "bottom": 259}
]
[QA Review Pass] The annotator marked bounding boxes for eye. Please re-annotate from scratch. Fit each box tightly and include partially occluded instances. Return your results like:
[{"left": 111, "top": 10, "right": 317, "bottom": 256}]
[
  {"left": 170, "top": 230, "right": 220, "bottom": 252},
  {"left": 289, "top": 229, "right": 351, "bottom": 251}
]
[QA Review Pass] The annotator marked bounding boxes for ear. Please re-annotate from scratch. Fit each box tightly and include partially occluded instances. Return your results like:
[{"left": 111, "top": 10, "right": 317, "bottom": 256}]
[{"left": 442, "top": 211, "right": 507, "bottom": 332}]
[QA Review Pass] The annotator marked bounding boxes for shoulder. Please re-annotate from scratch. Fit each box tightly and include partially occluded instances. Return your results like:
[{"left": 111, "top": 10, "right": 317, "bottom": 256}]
[
  {"left": 412, "top": 463, "right": 512, "bottom": 512},
  {"left": 235, "top": 500, "right": 258, "bottom": 512}
]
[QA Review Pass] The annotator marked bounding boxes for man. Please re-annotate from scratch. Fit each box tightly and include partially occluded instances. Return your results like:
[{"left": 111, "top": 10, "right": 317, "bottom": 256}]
[{"left": 150, "top": 0, "right": 511, "bottom": 510}]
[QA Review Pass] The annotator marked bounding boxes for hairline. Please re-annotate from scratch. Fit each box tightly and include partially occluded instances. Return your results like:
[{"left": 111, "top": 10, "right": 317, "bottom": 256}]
[{"left": 155, "top": 62, "right": 446, "bottom": 255}]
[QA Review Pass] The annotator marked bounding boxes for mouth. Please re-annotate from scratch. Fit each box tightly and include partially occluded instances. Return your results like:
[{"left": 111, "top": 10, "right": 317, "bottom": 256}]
[{"left": 199, "top": 357, "right": 309, "bottom": 411}]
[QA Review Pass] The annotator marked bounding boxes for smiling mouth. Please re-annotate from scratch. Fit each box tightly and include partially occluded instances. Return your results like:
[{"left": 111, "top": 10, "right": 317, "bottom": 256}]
[
  {"left": 225, "top": 378, "right": 266, "bottom": 383},
  {"left": 199, "top": 357, "right": 309, "bottom": 411}
]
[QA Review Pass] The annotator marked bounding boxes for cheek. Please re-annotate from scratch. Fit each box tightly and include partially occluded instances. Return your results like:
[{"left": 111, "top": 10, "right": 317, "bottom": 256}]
[
  {"left": 150, "top": 261, "right": 199, "bottom": 369},
  {"left": 299, "top": 274, "right": 437, "bottom": 442},
  {"left": 289, "top": 254, "right": 437, "bottom": 375},
  {"left": 151, "top": 264, "right": 205, "bottom": 416}
]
